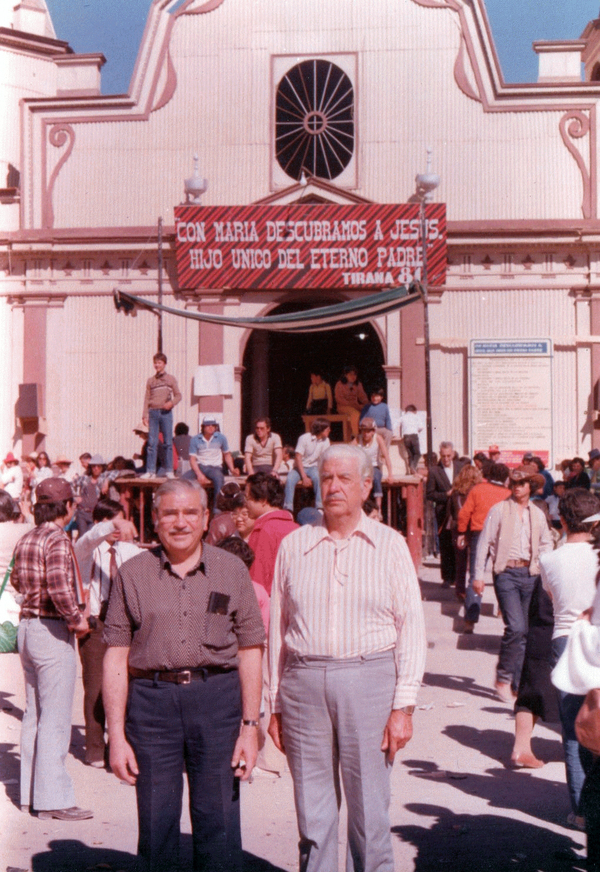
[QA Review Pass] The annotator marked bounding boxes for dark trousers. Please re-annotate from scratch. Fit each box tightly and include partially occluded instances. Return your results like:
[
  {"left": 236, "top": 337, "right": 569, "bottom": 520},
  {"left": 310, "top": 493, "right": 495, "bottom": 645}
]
[
  {"left": 78, "top": 618, "right": 107, "bottom": 763},
  {"left": 464, "top": 530, "right": 482, "bottom": 622},
  {"left": 438, "top": 528, "right": 455, "bottom": 584},
  {"left": 126, "top": 670, "right": 242, "bottom": 872},
  {"left": 403, "top": 434, "right": 421, "bottom": 472},
  {"left": 581, "top": 755, "right": 600, "bottom": 870},
  {"left": 493, "top": 567, "right": 537, "bottom": 690}
]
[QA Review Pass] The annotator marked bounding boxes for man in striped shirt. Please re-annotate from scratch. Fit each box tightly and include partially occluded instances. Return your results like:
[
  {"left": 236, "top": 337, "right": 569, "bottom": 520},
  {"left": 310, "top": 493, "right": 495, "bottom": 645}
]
[{"left": 268, "top": 444, "right": 426, "bottom": 872}]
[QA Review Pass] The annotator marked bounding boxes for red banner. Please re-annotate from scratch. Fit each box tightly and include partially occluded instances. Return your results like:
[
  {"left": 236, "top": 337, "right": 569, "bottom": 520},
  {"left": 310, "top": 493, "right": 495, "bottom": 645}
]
[{"left": 174, "top": 203, "right": 446, "bottom": 291}]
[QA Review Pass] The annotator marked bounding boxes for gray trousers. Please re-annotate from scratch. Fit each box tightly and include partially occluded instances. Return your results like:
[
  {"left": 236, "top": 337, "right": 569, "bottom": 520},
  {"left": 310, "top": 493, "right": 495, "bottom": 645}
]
[
  {"left": 18, "top": 617, "right": 77, "bottom": 810},
  {"left": 280, "top": 651, "right": 396, "bottom": 872}
]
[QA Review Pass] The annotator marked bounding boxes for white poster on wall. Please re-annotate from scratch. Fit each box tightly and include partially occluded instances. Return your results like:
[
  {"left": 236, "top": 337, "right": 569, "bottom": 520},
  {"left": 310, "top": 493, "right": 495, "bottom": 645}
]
[{"left": 469, "top": 339, "right": 553, "bottom": 467}]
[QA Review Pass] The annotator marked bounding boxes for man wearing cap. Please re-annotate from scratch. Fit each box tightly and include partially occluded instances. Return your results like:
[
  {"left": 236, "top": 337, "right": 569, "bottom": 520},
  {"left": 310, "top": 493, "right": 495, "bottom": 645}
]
[
  {"left": 188, "top": 417, "right": 240, "bottom": 511},
  {"left": 1, "top": 452, "right": 23, "bottom": 500},
  {"left": 489, "top": 445, "right": 501, "bottom": 462},
  {"left": 103, "top": 478, "right": 264, "bottom": 872},
  {"left": 473, "top": 464, "right": 553, "bottom": 702},
  {"left": 589, "top": 449, "right": 600, "bottom": 494},
  {"left": 11, "top": 477, "right": 92, "bottom": 820},
  {"left": 55, "top": 454, "right": 76, "bottom": 484}
]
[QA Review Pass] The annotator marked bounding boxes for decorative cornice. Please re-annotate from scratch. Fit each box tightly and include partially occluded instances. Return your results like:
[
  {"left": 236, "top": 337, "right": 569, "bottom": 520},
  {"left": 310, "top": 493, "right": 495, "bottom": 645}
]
[{"left": 8, "top": 294, "right": 66, "bottom": 308}]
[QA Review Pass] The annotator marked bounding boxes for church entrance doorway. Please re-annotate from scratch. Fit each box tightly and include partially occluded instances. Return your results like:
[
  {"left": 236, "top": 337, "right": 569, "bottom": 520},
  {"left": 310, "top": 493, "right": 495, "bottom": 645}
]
[{"left": 241, "top": 302, "right": 386, "bottom": 447}]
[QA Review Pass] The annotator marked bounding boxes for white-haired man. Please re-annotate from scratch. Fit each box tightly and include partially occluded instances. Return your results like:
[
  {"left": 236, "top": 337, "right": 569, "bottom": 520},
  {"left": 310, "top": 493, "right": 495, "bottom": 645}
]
[{"left": 268, "top": 444, "right": 426, "bottom": 872}]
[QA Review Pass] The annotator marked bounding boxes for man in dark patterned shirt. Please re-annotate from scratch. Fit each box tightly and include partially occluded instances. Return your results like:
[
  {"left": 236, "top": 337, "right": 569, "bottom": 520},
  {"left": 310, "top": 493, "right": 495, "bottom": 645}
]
[
  {"left": 103, "top": 478, "right": 265, "bottom": 872},
  {"left": 12, "top": 477, "right": 92, "bottom": 821}
]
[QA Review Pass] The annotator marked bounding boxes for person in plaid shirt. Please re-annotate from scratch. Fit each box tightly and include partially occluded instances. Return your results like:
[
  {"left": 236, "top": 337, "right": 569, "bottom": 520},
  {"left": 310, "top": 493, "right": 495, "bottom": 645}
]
[{"left": 12, "top": 476, "right": 92, "bottom": 821}]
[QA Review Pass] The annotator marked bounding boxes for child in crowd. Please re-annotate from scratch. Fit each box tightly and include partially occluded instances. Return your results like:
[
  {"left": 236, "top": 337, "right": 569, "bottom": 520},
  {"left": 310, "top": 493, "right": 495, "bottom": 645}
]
[
  {"left": 279, "top": 445, "right": 295, "bottom": 475},
  {"left": 359, "top": 387, "right": 393, "bottom": 446},
  {"left": 306, "top": 369, "right": 333, "bottom": 415},
  {"left": 400, "top": 404, "right": 424, "bottom": 473}
]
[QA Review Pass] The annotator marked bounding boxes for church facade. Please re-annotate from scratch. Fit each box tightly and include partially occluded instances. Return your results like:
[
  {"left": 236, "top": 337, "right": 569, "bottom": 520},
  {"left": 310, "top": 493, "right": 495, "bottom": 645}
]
[{"left": 2, "top": 0, "right": 600, "bottom": 469}]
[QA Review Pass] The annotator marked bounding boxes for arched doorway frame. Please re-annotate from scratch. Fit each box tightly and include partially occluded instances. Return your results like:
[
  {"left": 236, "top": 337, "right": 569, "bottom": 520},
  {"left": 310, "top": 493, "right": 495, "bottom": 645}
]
[{"left": 238, "top": 290, "right": 390, "bottom": 445}]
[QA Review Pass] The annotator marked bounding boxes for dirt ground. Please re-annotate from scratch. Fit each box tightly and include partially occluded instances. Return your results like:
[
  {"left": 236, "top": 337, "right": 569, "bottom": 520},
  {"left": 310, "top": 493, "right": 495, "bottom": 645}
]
[{"left": 0, "top": 561, "right": 588, "bottom": 872}]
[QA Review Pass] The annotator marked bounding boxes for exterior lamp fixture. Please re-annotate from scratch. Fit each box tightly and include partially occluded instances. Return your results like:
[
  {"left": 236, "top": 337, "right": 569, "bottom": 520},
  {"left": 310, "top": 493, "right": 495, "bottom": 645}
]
[
  {"left": 414, "top": 147, "right": 440, "bottom": 471},
  {"left": 184, "top": 154, "right": 208, "bottom": 204}
]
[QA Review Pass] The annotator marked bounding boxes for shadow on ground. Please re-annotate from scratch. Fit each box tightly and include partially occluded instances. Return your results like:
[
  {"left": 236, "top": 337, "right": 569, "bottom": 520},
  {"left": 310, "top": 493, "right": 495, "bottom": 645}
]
[
  {"left": 30, "top": 839, "right": 289, "bottom": 871},
  {"left": 443, "top": 722, "right": 563, "bottom": 766},
  {"left": 393, "top": 803, "right": 585, "bottom": 872},
  {"left": 422, "top": 672, "right": 499, "bottom": 702},
  {"left": 403, "top": 756, "right": 574, "bottom": 826}
]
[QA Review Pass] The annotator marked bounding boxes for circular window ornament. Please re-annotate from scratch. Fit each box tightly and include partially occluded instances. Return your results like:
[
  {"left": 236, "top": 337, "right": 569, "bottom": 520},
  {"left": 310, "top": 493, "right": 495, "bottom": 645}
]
[{"left": 275, "top": 59, "right": 355, "bottom": 182}]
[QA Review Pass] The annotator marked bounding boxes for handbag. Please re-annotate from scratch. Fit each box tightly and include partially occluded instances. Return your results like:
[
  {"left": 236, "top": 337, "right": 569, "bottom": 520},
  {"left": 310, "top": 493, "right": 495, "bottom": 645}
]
[
  {"left": 0, "top": 556, "right": 18, "bottom": 654},
  {"left": 575, "top": 688, "right": 600, "bottom": 755}
]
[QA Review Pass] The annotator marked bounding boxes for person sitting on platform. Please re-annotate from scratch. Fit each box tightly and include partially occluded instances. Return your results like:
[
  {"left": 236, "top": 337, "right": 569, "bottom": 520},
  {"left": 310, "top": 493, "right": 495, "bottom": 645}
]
[
  {"left": 359, "top": 387, "right": 393, "bottom": 447},
  {"left": 283, "top": 418, "right": 331, "bottom": 514},
  {"left": 334, "top": 365, "right": 368, "bottom": 438},
  {"left": 244, "top": 417, "right": 283, "bottom": 476},
  {"left": 278, "top": 445, "right": 295, "bottom": 476},
  {"left": 188, "top": 416, "right": 240, "bottom": 511},
  {"left": 173, "top": 422, "right": 192, "bottom": 478},
  {"left": 352, "top": 417, "right": 393, "bottom": 519},
  {"left": 306, "top": 369, "right": 333, "bottom": 415}
]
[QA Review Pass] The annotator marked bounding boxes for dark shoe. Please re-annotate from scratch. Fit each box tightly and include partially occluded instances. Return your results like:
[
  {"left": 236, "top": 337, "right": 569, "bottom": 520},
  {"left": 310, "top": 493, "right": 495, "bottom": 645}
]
[
  {"left": 463, "top": 620, "right": 475, "bottom": 634},
  {"left": 37, "top": 807, "right": 93, "bottom": 821}
]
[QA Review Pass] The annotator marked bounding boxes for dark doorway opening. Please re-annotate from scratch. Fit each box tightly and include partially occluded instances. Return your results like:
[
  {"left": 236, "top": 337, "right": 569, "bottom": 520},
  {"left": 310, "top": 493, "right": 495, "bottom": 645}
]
[{"left": 241, "top": 301, "right": 386, "bottom": 447}]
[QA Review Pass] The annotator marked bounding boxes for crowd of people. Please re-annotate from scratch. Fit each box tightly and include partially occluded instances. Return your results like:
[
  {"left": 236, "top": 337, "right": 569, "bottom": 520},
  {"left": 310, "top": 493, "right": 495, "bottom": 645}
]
[
  {"left": 4, "top": 351, "right": 600, "bottom": 869},
  {"left": 427, "top": 440, "right": 600, "bottom": 867}
]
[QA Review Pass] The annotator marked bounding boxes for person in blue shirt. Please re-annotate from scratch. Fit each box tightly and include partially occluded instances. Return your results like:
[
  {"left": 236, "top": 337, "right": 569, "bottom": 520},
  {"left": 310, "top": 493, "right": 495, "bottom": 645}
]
[
  {"left": 359, "top": 387, "right": 393, "bottom": 446},
  {"left": 187, "top": 416, "right": 240, "bottom": 511}
]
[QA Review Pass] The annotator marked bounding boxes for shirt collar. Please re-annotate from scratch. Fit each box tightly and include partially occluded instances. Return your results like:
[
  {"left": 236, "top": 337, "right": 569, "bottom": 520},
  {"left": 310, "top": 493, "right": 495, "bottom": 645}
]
[
  {"left": 304, "top": 511, "right": 377, "bottom": 553},
  {"left": 159, "top": 545, "right": 205, "bottom": 577}
]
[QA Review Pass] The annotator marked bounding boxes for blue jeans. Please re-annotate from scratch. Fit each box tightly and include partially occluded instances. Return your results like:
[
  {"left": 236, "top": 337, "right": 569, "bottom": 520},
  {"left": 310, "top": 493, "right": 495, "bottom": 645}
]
[
  {"left": 147, "top": 408, "right": 173, "bottom": 475},
  {"left": 372, "top": 467, "right": 383, "bottom": 499},
  {"left": 184, "top": 463, "right": 224, "bottom": 511},
  {"left": 18, "top": 617, "right": 77, "bottom": 810},
  {"left": 464, "top": 530, "right": 482, "bottom": 623},
  {"left": 493, "top": 567, "right": 536, "bottom": 690},
  {"left": 126, "top": 671, "right": 242, "bottom": 872},
  {"left": 551, "top": 635, "right": 594, "bottom": 814},
  {"left": 284, "top": 466, "right": 322, "bottom": 510}
]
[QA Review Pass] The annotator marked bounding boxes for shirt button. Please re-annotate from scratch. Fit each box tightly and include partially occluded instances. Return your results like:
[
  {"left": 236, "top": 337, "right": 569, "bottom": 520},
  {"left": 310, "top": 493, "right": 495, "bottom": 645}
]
[
  {"left": 181, "top": 640, "right": 186, "bottom": 644},
  {"left": 183, "top": 611, "right": 187, "bottom": 617}
]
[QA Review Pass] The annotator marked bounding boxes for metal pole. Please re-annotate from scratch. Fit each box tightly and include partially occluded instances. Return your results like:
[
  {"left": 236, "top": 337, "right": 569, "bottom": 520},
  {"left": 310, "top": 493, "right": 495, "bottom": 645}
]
[
  {"left": 157, "top": 216, "right": 163, "bottom": 353},
  {"left": 421, "top": 201, "right": 433, "bottom": 469}
]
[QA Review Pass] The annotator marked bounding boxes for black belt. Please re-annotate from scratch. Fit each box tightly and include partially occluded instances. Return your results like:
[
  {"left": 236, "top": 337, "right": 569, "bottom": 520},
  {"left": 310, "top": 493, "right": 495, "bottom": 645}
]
[
  {"left": 129, "top": 665, "right": 236, "bottom": 685},
  {"left": 22, "top": 614, "right": 63, "bottom": 622}
]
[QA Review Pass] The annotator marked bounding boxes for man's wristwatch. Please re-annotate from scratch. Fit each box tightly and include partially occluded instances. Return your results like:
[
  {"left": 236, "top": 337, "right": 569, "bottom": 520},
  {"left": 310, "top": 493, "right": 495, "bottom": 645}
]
[
  {"left": 399, "top": 706, "right": 415, "bottom": 716},
  {"left": 241, "top": 719, "right": 260, "bottom": 727}
]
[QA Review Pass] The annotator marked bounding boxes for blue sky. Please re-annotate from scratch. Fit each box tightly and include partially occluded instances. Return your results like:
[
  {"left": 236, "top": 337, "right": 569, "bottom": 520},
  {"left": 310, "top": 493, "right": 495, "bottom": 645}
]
[{"left": 45, "top": 0, "right": 600, "bottom": 95}]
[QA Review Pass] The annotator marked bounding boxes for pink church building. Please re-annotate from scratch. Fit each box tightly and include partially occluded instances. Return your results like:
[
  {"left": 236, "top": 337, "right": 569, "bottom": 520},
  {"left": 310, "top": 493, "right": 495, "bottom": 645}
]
[{"left": 2, "top": 0, "right": 600, "bottom": 471}]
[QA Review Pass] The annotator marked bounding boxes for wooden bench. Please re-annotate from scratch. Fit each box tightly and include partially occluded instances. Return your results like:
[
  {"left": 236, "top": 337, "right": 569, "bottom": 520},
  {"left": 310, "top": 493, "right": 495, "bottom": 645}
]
[{"left": 302, "top": 413, "right": 352, "bottom": 443}]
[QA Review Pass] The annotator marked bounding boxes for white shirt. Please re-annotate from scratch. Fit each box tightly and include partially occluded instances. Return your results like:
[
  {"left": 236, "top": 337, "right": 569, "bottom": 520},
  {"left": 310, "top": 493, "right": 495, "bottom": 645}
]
[
  {"left": 1, "top": 465, "right": 23, "bottom": 500},
  {"left": 268, "top": 513, "right": 426, "bottom": 712},
  {"left": 294, "top": 432, "right": 331, "bottom": 469},
  {"left": 400, "top": 411, "right": 423, "bottom": 437},
  {"left": 540, "top": 541, "right": 598, "bottom": 638},
  {"left": 75, "top": 520, "right": 143, "bottom": 616}
]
